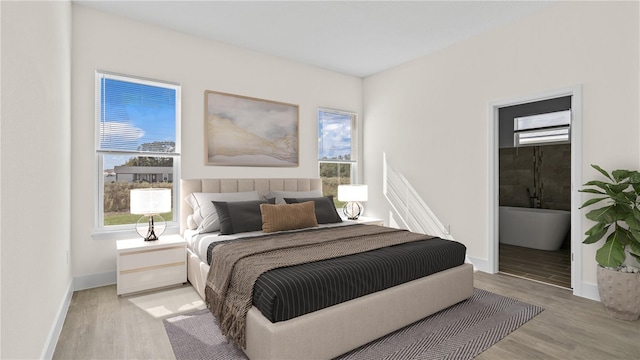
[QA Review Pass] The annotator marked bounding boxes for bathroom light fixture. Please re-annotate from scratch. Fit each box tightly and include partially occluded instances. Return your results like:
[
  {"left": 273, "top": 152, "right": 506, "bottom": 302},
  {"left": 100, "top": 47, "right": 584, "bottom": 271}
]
[
  {"left": 130, "top": 188, "right": 171, "bottom": 241},
  {"left": 338, "top": 184, "right": 368, "bottom": 220}
]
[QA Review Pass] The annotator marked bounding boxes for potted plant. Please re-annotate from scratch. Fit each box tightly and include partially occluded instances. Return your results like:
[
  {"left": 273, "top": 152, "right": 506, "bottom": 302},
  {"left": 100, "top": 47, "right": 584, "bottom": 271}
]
[{"left": 580, "top": 164, "right": 640, "bottom": 321}]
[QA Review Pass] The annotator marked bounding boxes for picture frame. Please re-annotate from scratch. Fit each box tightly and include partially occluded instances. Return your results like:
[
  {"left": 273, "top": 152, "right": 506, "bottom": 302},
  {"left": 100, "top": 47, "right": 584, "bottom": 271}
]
[{"left": 204, "top": 90, "right": 299, "bottom": 167}]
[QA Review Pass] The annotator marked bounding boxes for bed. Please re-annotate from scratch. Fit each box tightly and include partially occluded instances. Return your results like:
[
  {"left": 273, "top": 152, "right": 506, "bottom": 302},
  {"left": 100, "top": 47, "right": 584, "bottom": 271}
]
[{"left": 181, "top": 178, "right": 474, "bottom": 360}]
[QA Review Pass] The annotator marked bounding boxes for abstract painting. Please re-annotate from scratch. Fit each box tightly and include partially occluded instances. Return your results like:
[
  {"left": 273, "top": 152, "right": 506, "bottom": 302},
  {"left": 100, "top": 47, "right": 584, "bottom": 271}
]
[{"left": 204, "top": 90, "right": 299, "bottom": 166}]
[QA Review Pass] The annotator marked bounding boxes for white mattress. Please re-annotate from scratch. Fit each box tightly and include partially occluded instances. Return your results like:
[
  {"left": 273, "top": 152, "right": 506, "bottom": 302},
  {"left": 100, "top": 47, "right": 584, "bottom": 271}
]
[{"left": 185, "top": 221, "right": 358, "bottom": 264}]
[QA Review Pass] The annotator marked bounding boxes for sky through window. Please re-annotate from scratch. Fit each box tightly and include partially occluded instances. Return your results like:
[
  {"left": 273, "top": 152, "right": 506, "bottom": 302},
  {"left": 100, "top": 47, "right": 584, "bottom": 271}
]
[
  {"left": 318, "top": 110, "right": 352, "bottom": 160},
  {"left": 99, "top": 78, "right": 177, "bottom": 169}
]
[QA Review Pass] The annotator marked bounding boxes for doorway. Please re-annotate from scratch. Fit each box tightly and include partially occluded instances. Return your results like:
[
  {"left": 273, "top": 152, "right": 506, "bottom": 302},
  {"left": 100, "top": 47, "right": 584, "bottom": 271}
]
[{"left": 489, "top": 86, "right": 583, "bottom": 294}]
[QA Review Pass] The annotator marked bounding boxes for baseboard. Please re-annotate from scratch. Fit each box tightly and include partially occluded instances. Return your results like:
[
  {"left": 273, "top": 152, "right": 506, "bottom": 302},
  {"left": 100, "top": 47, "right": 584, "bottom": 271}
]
[
  {"left": 40, "top": 272, "right": 117, "bottom": 359},
  {"left": 41, "top": 279, "right": 73, "bottom": 360},
  {"left": 577, "top": 282, "right": 600, "bottom": 301},
  {"left": 470, "top": 256, "right": 602, "bottom": 302},
  {"left": 73, "top": 271, "right": 116, "bottom": 291},
  {"left": 467, "top": 256, "right": 492, "bottom": 274}
]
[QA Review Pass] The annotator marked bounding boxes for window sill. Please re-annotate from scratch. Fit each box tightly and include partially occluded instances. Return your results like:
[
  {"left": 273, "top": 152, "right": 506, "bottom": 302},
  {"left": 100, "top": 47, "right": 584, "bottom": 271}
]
[{"left": 92, "top": 224, "right": 179, "bottom": 240}]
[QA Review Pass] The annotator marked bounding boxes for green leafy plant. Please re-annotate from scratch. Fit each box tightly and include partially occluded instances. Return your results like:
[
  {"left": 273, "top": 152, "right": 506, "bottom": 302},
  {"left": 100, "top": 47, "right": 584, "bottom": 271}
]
[{"left": 580, "top": 165, "right": 640, "bottom": 268}]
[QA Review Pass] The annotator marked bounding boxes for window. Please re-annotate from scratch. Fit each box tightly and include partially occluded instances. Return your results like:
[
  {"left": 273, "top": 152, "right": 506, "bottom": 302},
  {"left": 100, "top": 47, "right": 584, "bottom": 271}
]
[
  {"left": 96, "top": 71, "right": 180, "bottom": 232},
  {"left": 514, "top": 110, "right": 571, "bottom": 147},
  {"left": 318, "top": 109, "right": 358, "bottom": 206}
]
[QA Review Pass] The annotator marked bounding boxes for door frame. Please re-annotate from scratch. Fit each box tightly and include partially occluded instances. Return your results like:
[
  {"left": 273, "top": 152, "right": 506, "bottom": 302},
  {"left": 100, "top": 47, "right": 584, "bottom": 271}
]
[{"left": 487, "top": 85, "right": 583, "bottom": 295}]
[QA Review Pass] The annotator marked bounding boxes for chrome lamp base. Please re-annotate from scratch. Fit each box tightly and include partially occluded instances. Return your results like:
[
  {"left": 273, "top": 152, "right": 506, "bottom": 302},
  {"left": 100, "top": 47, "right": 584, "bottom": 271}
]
[
  {"left": 342, "top": 201, "right": 363, "bottom": 220},
  {"left": 136, "top": 214, "right": 166, "bottom": 241}
]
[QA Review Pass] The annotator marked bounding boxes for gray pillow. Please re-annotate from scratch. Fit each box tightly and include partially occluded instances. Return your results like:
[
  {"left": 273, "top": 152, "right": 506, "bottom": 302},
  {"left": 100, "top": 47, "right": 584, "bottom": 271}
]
[
  {"left": 212, "top": 198, "right": 275, "bottom": 235},
  {"left": 184, "top": 191, "right": 260, "bottom": 233},
  {"left": 284, "top": 195, "right": 342, "bottom": 224},
  {"left": 265, "top": 189, "right": 323, "bottom": 204}
]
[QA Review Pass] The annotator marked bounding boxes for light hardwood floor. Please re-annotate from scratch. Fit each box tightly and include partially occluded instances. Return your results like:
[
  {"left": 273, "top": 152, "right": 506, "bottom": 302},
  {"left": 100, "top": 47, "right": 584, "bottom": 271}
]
[{"left": 53, "top": 273, "right": 639, "bottom": 360}]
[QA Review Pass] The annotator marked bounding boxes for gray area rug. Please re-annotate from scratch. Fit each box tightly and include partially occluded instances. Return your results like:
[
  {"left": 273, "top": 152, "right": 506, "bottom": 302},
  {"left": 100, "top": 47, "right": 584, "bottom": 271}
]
[{"left": 163, "top": 288, "right": 543, "bottom": 360}]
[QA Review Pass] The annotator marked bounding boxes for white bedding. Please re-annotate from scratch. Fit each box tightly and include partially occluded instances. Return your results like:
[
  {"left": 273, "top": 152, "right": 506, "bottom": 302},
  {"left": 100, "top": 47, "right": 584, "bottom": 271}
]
[{"left": 184, "top": 220, "right": 359, "bottom": 264}]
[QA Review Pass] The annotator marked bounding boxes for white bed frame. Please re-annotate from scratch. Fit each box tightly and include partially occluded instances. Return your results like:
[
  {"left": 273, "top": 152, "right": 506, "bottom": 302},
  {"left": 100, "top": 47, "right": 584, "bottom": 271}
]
[{"left": 181, "top": 178, "right": 474, "bottom": 360}]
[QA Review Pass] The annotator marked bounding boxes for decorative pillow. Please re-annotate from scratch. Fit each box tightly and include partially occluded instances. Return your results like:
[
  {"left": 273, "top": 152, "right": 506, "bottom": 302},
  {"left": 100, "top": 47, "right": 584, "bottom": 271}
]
[
  {"left": 260, "top": 201, "right": 318, "bottom": 233},
  {"left": 213, "top": 199, "right": 275, "bottom": 235},
  {"left": 184, "top": 191, "right": 260, "bottom": 233},
  {"left": 186, "top": 215, "right": 198, "bottom": 230},
  {"left": 284, "top": 195, "right": 343, "bottom": 224},
  {"left": 264, "top": 189, "right": 323, "bottom": 204}
]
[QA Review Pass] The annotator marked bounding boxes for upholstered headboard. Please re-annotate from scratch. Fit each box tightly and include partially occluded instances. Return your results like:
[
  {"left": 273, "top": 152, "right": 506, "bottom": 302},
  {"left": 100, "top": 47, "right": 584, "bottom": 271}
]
[{"left": 180, "top": 178, "right": 322, "bottom": 235}]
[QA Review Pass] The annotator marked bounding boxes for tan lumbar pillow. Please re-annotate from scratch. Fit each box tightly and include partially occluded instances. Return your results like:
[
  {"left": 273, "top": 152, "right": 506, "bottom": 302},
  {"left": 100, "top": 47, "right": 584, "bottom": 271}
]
[{"left": 260, "top": 201, "right": 318, "bottom": 233}]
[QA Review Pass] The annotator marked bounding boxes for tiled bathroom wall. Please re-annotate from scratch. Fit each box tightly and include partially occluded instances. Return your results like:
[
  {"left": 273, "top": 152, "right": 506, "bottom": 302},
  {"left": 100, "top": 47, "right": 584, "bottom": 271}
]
[{"left": 499, "top": 144, "right": 571, "bottom": 210}]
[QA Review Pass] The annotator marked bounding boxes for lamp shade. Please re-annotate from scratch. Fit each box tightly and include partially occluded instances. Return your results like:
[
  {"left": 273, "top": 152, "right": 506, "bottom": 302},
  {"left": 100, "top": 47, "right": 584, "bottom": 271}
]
[
  {"left": 130, "top": 188, "right": 171, "bottom": 215},
  {"left": 337, "top": 184, "right": 368, "bottom": 202}
]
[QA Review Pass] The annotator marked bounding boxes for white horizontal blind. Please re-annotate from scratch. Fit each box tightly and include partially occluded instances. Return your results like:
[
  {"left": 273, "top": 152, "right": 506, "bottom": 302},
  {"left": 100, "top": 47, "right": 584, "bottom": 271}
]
[{"left": 97, "top": 72, "right": 179, "bottom": 155}]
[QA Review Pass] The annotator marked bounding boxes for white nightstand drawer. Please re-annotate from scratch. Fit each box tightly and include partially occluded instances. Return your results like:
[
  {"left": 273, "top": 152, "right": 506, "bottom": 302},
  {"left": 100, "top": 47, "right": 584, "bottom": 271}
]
[
  {"left": 119, "top": 245, "right": 185, "bottom": 272},
  {"left": 116, "top": 235, "right": 187, "bottom": 295},
  {"left": 118, "top": 263, "right": 186, "bottom": 295}
]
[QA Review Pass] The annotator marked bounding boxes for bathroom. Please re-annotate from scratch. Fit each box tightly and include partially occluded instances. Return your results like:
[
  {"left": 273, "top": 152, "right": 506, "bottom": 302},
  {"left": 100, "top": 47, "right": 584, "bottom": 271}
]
[{"left": 498, "top": 96, "right": 572, "bottom": 289}]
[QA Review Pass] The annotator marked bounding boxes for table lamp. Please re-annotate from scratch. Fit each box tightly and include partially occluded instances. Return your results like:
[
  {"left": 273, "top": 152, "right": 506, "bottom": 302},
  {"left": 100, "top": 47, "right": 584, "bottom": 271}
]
[
  {"left": 130, "top": 188, "right": 171, "bottom": 241},
  {"left": 337, "top": 184, "right": 368, "bottom": 220}
]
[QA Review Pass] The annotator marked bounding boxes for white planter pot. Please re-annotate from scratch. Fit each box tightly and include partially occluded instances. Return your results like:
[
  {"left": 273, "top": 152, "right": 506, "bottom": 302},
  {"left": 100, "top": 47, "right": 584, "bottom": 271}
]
[{"left": 597, "top": 266, "right": 640, "bottom": 321}]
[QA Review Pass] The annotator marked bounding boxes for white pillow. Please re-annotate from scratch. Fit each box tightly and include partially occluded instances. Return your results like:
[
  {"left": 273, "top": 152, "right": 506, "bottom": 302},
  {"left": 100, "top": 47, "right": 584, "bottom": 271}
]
[
  {"left": 265, "top": 189, "right": 323, "bottom": 204},
  {"left": 185, "top": 191, "right": 260, "bottom": 233},
  {"left": 186, "top": 215, "right": 198, "bottom": 230}
]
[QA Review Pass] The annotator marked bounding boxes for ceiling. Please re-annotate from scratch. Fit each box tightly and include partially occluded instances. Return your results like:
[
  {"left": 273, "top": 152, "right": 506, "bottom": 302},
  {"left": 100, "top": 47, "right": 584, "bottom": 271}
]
[{"left": 75, "top": 1, "right": 553, "bottom": 78}]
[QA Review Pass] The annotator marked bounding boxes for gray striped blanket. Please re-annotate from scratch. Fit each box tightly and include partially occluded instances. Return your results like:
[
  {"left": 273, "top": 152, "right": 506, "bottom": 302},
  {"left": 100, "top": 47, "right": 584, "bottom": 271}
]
[{"left": 205, "top": 224, "right": 434, "bottom": 348}]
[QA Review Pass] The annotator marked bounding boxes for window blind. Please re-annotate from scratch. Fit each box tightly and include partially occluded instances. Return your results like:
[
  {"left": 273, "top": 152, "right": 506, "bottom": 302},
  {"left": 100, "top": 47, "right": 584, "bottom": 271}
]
[{"left": 97, "top": 73, "right": 178, "bottom": 154}]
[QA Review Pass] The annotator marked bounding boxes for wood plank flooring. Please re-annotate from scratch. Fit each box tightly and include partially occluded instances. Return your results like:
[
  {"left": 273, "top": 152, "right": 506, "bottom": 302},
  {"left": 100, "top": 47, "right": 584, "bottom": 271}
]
[
  {"left": 53, "top": 273, "right": 639, "bottom": 359},
  {"left": 53, "top": 284, "right": 177, "bottom": 359},
  {"left": 499, "top": 243, "right": 571, "bottom": 288},
  {"left": 474, "top": 272, "right": 639, "bottom": 360}
]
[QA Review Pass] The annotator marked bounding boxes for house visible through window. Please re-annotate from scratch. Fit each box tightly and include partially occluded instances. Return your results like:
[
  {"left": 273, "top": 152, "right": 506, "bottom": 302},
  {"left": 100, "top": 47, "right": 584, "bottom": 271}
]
[
  {"left": 318, "top": 108, "right": 358, "bottom": 206},
  {"left": 96, "top": 71, "right": 180, "bottom": 230}
]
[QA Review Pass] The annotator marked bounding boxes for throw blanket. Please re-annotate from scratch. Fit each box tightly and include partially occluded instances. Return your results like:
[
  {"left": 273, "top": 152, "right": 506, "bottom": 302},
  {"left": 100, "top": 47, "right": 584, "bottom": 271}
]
[{"left": 205, "top": 225, "right": 435, "bottom": 348}]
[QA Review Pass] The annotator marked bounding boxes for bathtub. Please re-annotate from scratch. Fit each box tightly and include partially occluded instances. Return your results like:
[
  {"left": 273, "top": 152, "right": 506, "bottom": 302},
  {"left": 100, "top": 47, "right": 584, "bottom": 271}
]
[{"left": 499, "top": 206, "right": 571, "bottom": 251}]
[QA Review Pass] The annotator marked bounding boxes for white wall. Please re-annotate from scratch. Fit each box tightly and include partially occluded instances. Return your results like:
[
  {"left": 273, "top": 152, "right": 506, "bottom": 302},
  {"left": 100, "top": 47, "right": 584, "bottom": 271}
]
[
  {"left": 363, "top": 2, "right": 639, "bottom": 288},
  {"left": 0, "top": 2, "right": 3, "bottom": 355},
  {"left": 1, "top": 1, "right": 72, "bottom": 358},
  {"left": 71, "top": 5, "right": 362, "bottom": 283}
]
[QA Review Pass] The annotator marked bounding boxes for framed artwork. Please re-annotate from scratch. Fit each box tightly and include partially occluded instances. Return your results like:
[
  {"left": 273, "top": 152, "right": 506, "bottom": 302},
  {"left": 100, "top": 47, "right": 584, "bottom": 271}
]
[{"left": 204, "top": 90, "right": 299, "bottom": 167}]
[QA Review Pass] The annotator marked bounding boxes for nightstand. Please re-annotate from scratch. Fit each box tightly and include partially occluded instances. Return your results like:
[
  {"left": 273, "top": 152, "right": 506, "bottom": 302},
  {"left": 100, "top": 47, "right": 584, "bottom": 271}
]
[
  {"left": 343, "top": 216, "right": 384, "bottom": 226},
  {"left": 116, "top": 234, "right": 187, "bottom": 295}
]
